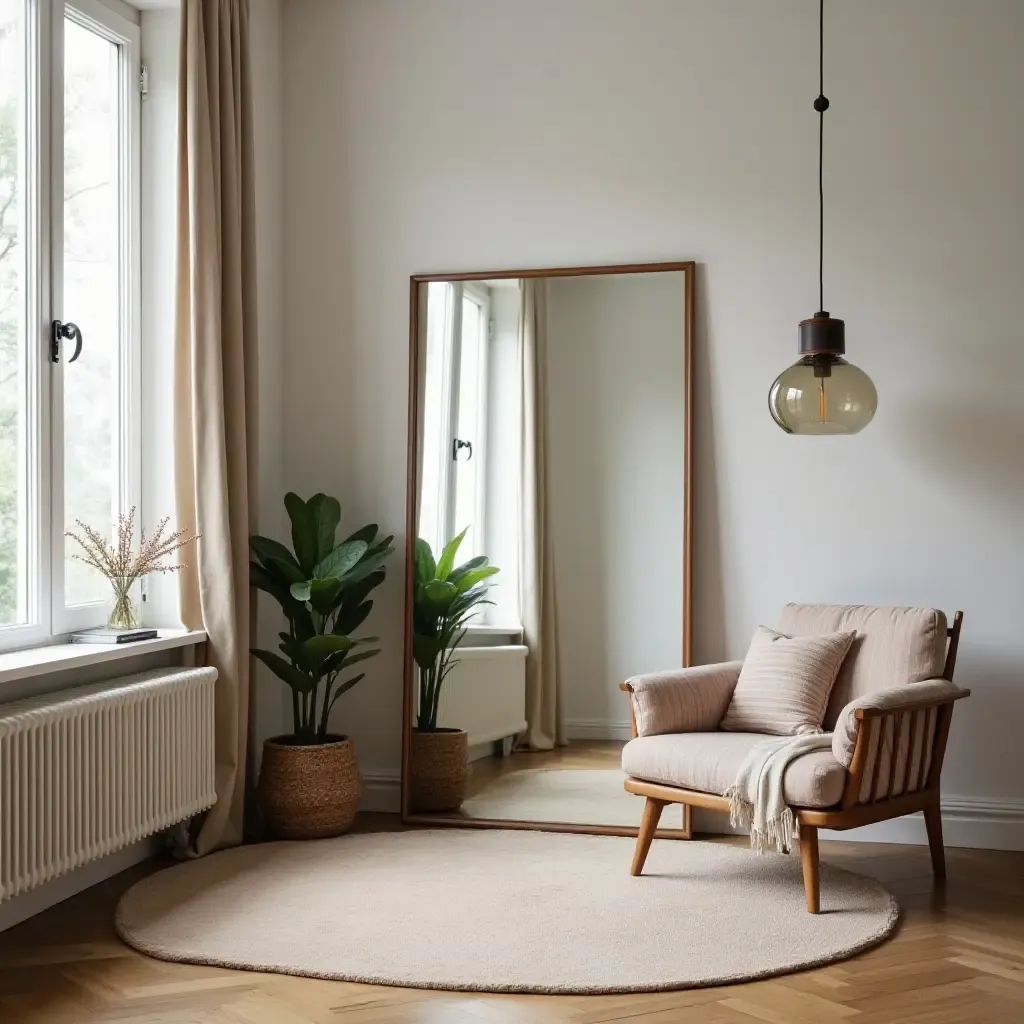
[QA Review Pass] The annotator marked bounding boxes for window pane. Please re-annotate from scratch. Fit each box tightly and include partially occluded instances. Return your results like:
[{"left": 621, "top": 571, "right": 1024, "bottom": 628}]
[
  {"left": 63, "top": 17, "right": 122, "bottom": 605},
  {"left": 0, "top": 1, "right": 30, "bottom": 625},
  {"left": 453, "top": 296, "right": 483, "bottom": 559},
  {"left": 418, "top": 282, "right": 453, "bottom": 557}
]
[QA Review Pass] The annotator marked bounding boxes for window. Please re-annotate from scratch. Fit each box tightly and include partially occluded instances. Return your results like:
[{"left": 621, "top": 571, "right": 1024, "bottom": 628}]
[
  {"left": 418, "top": 281, "right": 490, "bottom": 563},
  {"left": 0, "top": 0, "right": 139, "bottom": 649}
]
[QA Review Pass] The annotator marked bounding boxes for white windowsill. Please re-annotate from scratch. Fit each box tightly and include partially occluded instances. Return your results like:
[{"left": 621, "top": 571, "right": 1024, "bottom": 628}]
[
  {"left": 0, "top": 629, "right": 207, "bottom": 687},
  {"left": 466, "top": 624, "right": 524, "bottom": 638}
]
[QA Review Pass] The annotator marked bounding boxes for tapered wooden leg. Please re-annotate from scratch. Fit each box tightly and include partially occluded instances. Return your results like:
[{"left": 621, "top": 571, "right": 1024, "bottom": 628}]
[
  {"left": 799, "top": 822, "right": 820, "bottom": 914},
  {"left": 924, "top": 798, "right": 946, "bottom": 882},
  {"left": 630, "top": 797, "right": 667, "bottom": 876}
]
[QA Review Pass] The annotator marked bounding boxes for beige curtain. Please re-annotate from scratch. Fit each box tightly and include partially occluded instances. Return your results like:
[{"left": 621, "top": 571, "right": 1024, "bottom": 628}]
[
  {"left": 174, "top": 0, "right": 259, "bottom": 854},
  {"left": 518, "top": 280, "right": 565, "bottom": 750}
]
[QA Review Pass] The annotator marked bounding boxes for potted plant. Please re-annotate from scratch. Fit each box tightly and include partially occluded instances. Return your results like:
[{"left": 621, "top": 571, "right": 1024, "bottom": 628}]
[
  {"left": 411, "top": 527, "right": 499, "bottom": 812},
  {"left": 250, "top": 492, "right": 393, "bottom": 838}
]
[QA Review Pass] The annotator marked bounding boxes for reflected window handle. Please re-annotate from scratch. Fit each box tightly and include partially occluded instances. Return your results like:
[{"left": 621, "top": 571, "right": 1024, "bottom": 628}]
[
  {"left": 50, "top": 320, "right": 83, "bottom": 364},
  {"left": 452, "top": 438, "right": 473, "bottom": 462}
]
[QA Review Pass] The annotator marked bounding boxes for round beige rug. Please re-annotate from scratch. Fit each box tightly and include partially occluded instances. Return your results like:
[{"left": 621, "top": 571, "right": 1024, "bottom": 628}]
[{"left": 116, "top": 830, "right": 898, "bottom": 994}]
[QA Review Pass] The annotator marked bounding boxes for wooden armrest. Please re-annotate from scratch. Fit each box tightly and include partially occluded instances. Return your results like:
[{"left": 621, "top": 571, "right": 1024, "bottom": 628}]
[
  {"left": 854, "top": 688, "right": 970, "bottom": 720},
  {"left": 621, "top": 682, "right": 637, "bottom": 736},
  {"left": 841, "top": 689, "right": 968, "bottom": 810}
]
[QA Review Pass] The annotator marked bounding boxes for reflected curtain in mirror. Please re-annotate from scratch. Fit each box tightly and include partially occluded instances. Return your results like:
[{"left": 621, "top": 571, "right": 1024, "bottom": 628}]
[{"left": 518, "top": 279, "right": 564, "bottom": 751}]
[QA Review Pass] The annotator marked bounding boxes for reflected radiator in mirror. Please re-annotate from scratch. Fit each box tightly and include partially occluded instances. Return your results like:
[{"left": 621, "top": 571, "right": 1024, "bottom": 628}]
[{"left": 435, "top": 645, "right": 528, "bottom": 753}]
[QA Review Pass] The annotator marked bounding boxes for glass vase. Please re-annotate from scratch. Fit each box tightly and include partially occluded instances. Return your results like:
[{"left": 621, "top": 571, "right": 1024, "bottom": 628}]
[{"left": 108, "top": 581, "right": 139, "bottom": 629}]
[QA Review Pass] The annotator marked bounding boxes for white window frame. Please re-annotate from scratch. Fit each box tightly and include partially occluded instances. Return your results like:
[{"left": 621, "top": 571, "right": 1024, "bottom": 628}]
[
  {"left": 0, "top": 0, "right": 141, "bottom": 652},
  {"left": 450, "top": 281, "right": 489, "bottom": 555}
]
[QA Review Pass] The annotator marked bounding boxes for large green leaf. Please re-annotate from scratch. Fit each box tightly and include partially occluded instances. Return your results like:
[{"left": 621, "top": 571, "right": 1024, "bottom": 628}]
[
  {"left": 268, "top": 557, "right": 307, "bottom": 584},
  {"left": 449, "top": 584, "right": 494, "bottom": 618},
  {"left": 436, "top": 527, "right": 468, "bottom": 580},
  {"left": 284, "top": 493, "right": 319, "bottom": 575},
  {"left": 455, "top": 565, "right": 500, "bottom": 593},
  {"left": 303, "top": 634, "right": 354, "bottom": 670},
  {"left": 309, "top": 577, "right": 344, "bottom": 614},
  {"left": 307, "top": 493, "right": 342, "bottom": 563},
  {"left": 344, "top": 523, "right": 378, "bottom": 546},
  {"left": 332, "top": 599, "right": 372, "bottom": 637},
  {"left": 250, "top": 562, "right": 297, "bottom": 609},
  {"left": 251, "top": 648, "right": 315, "bottom": 693},
  {"left": 415, "top": 538, "right": 436, "bottom": 586},
  {"left": 336, "top": 546, "right": 393, "bottom": 589},
  {"left": 336, "top": 648, "right": 380, "bottom": 670},
  {"left": 304, "top": 634, "right": 354, "bottom": 655},
  {"left": 315, "top": 539, "right": 368, "bottom": 581},
  {"left": 250, "top": 535, "right": 300, "bottom": 573},
  {"left": 413, "top": 632, "right": 442, "bottom": 670},
  {"left": 448, "top": 555, "right": 487, "bottom": 584},
  {"left": 344, "top": 568, "right": 386, "bottom": 602},
  {"left": 289, "top": 580, "right": 312, "bottom": 603},
  {"left": 422, "top": 578, "right": 458, "bottom": 615}
]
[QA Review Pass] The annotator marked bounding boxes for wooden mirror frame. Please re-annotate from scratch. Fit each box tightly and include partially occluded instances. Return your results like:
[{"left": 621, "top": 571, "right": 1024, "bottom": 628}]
[{"left": 401, "top": 260, "right": 696, "bottom": 837}]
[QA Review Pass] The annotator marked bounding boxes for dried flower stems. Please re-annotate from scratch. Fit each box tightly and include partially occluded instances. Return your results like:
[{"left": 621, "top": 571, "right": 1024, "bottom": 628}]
[{"left": 66, "top": 508, "right": 198, "bottom": 628}]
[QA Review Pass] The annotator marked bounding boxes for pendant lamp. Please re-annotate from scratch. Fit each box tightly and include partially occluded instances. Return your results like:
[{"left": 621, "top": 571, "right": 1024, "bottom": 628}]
[{"left": 769, "top": 0, "right": 877, "bottom": 435}]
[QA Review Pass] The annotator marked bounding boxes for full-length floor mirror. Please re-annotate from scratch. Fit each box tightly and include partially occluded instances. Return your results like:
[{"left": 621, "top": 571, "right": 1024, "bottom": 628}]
[{"left": 401, "top": 262, "right": 694, "bottom": 837}]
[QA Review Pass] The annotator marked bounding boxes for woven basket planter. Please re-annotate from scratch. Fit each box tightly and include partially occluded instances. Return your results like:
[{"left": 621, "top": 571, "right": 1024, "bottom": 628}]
[
  {"left": 409, "top": 728, "right": 469, "bottom": 812},
  {"left": 258, "top": 735, "right": 363, "bottom": 839}
]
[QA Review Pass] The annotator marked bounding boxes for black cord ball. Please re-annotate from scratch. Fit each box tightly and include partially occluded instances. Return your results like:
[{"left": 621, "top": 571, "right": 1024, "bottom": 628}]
[{"left": 813, "top": 95, "right": 830, "bottom": 113}]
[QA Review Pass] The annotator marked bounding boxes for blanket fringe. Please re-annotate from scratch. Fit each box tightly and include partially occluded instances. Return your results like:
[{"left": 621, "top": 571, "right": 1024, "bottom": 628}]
[{"left": 725, "top": 786, "right": 796, "bottom": 855}]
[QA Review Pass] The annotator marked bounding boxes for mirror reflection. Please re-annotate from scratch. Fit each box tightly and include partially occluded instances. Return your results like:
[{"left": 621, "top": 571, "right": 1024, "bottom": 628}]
[{"left": 407, "top": 265, "right": 692, "bottom": 832}]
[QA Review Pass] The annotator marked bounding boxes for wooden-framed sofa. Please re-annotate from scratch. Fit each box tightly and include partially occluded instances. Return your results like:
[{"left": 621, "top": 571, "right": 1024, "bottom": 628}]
[{"left": 620, "top": 605, "right": 968, "bottom": 913}]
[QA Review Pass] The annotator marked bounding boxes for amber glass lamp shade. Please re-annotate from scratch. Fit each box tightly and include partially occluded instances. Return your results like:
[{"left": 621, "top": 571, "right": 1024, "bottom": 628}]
[
  {"left": 769, "top": 355, "right": 877, "bottom": 435},
  {"left": 769, "top": 315, "right": 877, "bottom": 435}
]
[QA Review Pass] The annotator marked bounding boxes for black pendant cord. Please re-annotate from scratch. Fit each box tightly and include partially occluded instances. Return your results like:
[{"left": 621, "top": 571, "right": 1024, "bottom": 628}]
[{"left": 814, "top": 0, "right": 828, "bottom": 318}]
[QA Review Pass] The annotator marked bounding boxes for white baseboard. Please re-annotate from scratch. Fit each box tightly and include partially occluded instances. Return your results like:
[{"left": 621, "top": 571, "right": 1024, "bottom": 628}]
[
  {"left": 565, "top": 719, "right": 633, "bottom": 742},
  {"left": 360, "top": 761, "right": 1024, "bottom": 853},
  {"left": 821, "top": 796, "right": 1024, "bottom": 852},
  {"left": 694, "top": 795, "right": 1024, "bottom": 852},
  {"left": 0, "top": 837, "right": 160, "bottom": 933},
  {"left": 361, "top": 768, "right": 401, "bottom": 813}
]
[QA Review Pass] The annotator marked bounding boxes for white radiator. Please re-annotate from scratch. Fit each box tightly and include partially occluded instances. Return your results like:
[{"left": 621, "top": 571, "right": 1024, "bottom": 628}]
[
  {"left": 436, "top": 645, "right": 528, "bottom": 747},
  {"left": 0, "top": 666, "right": 218, "bottom": 903}
]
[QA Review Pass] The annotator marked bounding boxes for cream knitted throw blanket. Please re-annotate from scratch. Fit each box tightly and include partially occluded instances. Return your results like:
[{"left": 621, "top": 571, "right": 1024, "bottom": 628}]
[{"left": 724, "top": 733, "right": 834, "bottom": 854}]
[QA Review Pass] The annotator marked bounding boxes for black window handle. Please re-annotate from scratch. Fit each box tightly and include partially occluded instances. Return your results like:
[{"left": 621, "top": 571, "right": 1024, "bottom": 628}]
[
  {"left": 50, "top": 320, "right": 83, "bottom": 364},
  {"left": 452, "top": 438, "right": 473, "bottom": 461}
]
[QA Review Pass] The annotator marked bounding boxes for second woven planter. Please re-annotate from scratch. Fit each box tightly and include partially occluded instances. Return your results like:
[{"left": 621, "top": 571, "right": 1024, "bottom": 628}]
[{"left": 409, "top": 728, "right": 469, "bottom": 812}]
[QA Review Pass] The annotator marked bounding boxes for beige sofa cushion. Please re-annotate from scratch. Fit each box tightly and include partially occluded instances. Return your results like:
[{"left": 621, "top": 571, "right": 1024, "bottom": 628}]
[
  {"left": 621, "top": 732, "right": 846, "bottom": 809},
  {"left": 720, "top": 626, "right": 856, "bottom": 736},
  {"left": 627, "top": 662, "right": 743, "bottom": 737},
  {"left": 777, "top": 604, "right": 948, "bottom": 729}
]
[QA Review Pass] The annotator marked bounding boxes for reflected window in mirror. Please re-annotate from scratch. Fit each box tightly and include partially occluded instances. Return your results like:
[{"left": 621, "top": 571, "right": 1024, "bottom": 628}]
[{"left": 419, "top": 280, "right": 522, "bottom": 630}]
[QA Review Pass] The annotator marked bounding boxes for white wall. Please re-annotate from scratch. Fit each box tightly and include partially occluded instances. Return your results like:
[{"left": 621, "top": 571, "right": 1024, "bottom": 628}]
[
  {"left": 546, "top": 274, "right": 685, "bottom": 735},
  {"left": 281, "top": 0, "right": 1024, "bottom": 839}
]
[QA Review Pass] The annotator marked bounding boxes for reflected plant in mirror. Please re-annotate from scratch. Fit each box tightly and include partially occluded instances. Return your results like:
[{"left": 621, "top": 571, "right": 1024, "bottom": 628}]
[{"left": 409, "top": 527, "right": 499, "bottom": 812}]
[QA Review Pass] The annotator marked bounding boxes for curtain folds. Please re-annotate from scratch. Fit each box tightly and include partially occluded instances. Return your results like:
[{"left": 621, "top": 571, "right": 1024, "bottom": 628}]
[
  {"left": 174, "top": 0, "right": 259, "bottom": 854},
  {"left": 518, "top": 280, "right": 565, "bottom": 750}
]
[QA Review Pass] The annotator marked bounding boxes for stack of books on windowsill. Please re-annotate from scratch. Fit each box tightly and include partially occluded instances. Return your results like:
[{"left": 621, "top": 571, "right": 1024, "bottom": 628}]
[{"left": 70, "top": 627, "right": 159, "bottom": 645}]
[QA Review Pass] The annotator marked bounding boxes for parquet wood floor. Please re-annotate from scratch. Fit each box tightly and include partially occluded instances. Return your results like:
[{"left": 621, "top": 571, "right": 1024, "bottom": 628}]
[{"left": 1, "top": 815, "right": 1022, "bottom": 1023}]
